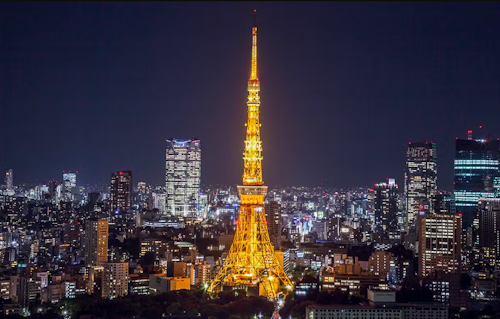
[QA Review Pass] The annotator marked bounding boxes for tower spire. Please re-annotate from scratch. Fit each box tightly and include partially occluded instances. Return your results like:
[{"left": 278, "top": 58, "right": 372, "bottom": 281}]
[
  {"left": 243, "top": 10, "right": 262, "bottom": 186},
  {"left": 250, "top": 10, "right": 258, "bottom": 80}
]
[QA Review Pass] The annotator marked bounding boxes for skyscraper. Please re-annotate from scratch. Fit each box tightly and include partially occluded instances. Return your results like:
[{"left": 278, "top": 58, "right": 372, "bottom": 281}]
[
  {"left": 418, "top": 211, "right": 462, "bottom": 277},
  {"left": 454, "top": 131, "right": 500, "bottom": 228},
  {"left": 165, "top": 139, "right": 201, "bottom": 218},
  {"left": 4, "top": 169, "right": 13, "bottom": 191},
  {"left": 478, "top": 198, "right": 500, "bottom": 266},
  {"left": 110, "top": 171, "right": 132, "bottom": 212},
  {"left": 405, "top": 142, "right": 437, "bottom": 233},
  {"left": 374, "top": 179, "right": 398, "bottom": 235},
  {"left": 85, "top": 218, "right": 108, "bottom": 266},
  {"left": 62, "top": 172, "right": 77, "bottom": 202},
  {"left": 208, "top": 13, "right": 293, "bottom": 299},
  {"left": 265, "top": 201, "right": 282, "bottom": 249}
]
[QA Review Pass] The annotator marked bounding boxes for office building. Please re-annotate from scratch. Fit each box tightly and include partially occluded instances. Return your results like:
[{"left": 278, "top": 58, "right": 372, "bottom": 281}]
[
  {"left": 85, "top": 219, "right": 109, "bottom": 266},
  {"left": 165, "top": 139, "right": 201, "bottom": 218},
  {"left": 418, "top": 212, "right": 461, "bottom": 277},
  {"left": 63, "top": 221, "right": 81, "bottom": 245},
  {"left": 102, "top": 262, "right": 128, "bottom": 299},
  {"left": 110, "top": 171, "right": 132, "bottom": 212},
  {"left": 454, "top": 132, "right": 499, "bottom": 228},
  {"left": 62, "top": 172, "right": 76, "bottom": 202},
  {"left": 128, "top": 274, "right": 149, "bottom": 295},
  {"left": 405, "top": 142, "right": 437, "bottom": 233},
  {"left": 368, "top": 251, "right": 396, "bottom": 281},
  {"left": 374, "top": 179, "right": 398, "bottom": 234},
  {"left": 4, "top": 169, "right": 13, "bottom": 191},
  {"left": 166, "top": 262, "right": 187, "bottom": 277},
  {"left": 478, "top": 198, "right": 500, "bottom": 265},
  {"left": 196, "top": 261, "right": 211, "bottom": 285},
  {"left": 422, "top": 271, "right": 462, "bottom": 307},
  {"left": 265, "top": 201, "right": 282, "bottom": 249}
]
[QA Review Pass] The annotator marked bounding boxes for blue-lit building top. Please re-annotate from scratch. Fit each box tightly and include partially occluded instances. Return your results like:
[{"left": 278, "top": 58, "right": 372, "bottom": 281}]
[{"left": 454, "top": 133, "right": 499, "bottom": 228}]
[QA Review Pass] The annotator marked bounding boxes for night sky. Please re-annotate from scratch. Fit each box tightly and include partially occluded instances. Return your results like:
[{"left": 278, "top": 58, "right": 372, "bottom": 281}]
[{"left": 1, "top": 2, "right": 500, "bottom": 190}]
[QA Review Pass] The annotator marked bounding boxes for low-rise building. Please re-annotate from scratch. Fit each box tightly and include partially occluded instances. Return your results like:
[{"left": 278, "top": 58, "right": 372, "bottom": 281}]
[
  {"left": 306, "top": 287, "right": 448, "bottom": 319},
  {"left": 149, "top": 274, "right": 190, "bottom": 294},
  {"left": 129, "top": 274, "right": 149, "bottom": 295}
]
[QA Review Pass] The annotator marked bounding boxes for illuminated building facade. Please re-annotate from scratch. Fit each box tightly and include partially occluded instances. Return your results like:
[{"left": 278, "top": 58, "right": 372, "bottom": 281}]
[
  {"left": 165, "top": 139, "right": 201, "bottom": 218},
  {"left": 417, "top": 212, "right": 461, "bottom": 277},
  {"left": 208, "top": 13, "right": 293, "bottom": 299},
  {"left": 374, "top": 179, "right": 398, "bottom": 235},
  {"left": 102, "top": 261, "right": 128, "bottom": 299},
  {"left": 62, "top": 172, "right": 76, "bottom": 202},
  {"left": 405, "top": 142, "right": 437, "bottom": 233},
  {"left": 478, "top": 198, "right": 500, "bottom": 265},
  {"left": 4, "top": 169, "right": 13, "bottom": 191},
  {"left": 85, "top": 218, "right": 109, "bottom": 266},
  {"left": 110, "top": 171, "right": 132, "bottom": 212},
  {"left": 454, "top": 133, "right": 499, "bottom": 228}
]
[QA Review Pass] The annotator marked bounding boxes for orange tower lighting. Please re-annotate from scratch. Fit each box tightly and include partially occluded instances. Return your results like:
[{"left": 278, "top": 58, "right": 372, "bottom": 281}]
[{"left": 207, "top": 11, "right": 293, "bottom": 299}]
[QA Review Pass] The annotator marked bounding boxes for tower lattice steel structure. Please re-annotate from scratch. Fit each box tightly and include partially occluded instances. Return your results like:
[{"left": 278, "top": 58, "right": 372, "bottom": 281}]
[{"left": 208, "top": 11, "right": 293, "bottom": 299}]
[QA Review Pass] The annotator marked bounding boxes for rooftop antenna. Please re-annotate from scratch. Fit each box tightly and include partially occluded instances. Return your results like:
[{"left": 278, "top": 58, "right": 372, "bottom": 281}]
[{"left": 254, "top": 9, "right": 257, "bottom": 27}]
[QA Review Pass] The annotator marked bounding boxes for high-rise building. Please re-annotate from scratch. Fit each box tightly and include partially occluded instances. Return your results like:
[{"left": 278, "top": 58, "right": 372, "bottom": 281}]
[
  {"left": 418, "top": 211, "right": 462, "bottom": 277},
  {"left": 85, "top": 219, "right": 108, "bottom": 266},
  {"left": 208, "top": 13, "right": 293, "bottom": 299},
  {"left": 4, "top": 169, "right": 13, "bottom": 191},
  {"left": 165, "top": 139, "right": 201, "bottom": 218},
  {"left": 454, "top": 131, "right": 499, "bottom": 228},
  {"left": 102, "top": 261, "right": 128, "bottom": 299},
  {"left": 110, "top": 171, "right": 132, "bottom": 212},
  {"left": 405, "top": 142, "right": 437, "bottom": 232},
  {"left": 478, "top": 198, "right": 500, "bottom": 266},
  {"left": 374, "top": 179, "right": 398, "bottom": 235},
  {"left": 137, "top": 182, "right": 146, "bottom": 194},
  {"left": 265, "top": 201, "right": 282, "bottom": 249},
  {"left": 62, "top": 172, "right": 77, "bottom": 202}
]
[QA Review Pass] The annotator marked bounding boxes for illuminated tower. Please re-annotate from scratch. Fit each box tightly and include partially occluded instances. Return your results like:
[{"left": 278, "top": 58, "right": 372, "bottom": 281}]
[{"left": 208, "top": 12, "right": 293, "bottom": 299}]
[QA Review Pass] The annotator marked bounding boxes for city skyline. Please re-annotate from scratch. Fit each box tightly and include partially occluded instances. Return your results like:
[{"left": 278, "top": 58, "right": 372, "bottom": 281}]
[
  {"left": 2, "top": 2, "right": 500, "bottom": 189},
  {"left": 1, "top": 4, "right": 500, "bottom": 316}
]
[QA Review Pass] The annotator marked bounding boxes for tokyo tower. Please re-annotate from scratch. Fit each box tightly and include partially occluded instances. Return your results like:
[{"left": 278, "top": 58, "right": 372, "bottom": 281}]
[{"left": 207, "top": 11, "right": 293, "bottom": 299}]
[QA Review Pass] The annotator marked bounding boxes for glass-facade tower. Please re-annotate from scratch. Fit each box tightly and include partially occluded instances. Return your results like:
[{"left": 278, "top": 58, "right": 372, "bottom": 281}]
[
  {"left": 165, "top": 139, "right": 201, "bottom": 218},
  {"left": 405, "top": 142, "right": 437, "bottom": 234},
  {"left": 454, "top": 136, "right": 499, "bottom": 228},
  {"left": 62, "top": 172, "right": 76, "bottom": 202}
]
